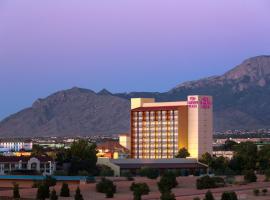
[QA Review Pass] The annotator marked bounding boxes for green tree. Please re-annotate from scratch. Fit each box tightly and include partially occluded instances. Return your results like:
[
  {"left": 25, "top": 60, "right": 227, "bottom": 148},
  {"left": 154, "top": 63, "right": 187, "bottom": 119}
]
[
  {"left": 204, "top": 190, "right": 215, "bottom": 200},
  {"left": 130, "top": 182, "right": 150, "bottom": 200},
  {"left": 244, "top": 170, "right": 257, "bottom": 183},
  {"left": 158, "top": 172, "right": 178, "bottom": 193},
  {"left": 36, "top": 184, "right": 50, "bottom": 200},
  {"left": 175, "top": 147, "right": 190, "bottom": 158},
  {"left": 32, "top": 144, "right": 46, "bottom": 157},
  {"left": 13, "top": 183, "right": 20, "bottom": 199},
  {"left": 160, "top": 191, "right": 176, "bottom": 200},
  {"left": 223, "top": 140, "right": 237, "bottom": 151},
  {"left": 60, "top": 182, "right": 70, "bottom": 197},
  {"left": 74, "top": 187, "right": 84, "bottom": 200},
  {"left": 233, "top": 142, "right": 257, "bottom": 171},
  {"left": 68, "top": 140, "right": 97, "bottom": 175},
  {"left": 257, "top": 145, "right": 270, "bottom": 171},
  {"left": 200, "top": 152, "right": 213, "bottom": 166},
  {"left": 50, "top": 189, "right": 58, "bottom": 200}
]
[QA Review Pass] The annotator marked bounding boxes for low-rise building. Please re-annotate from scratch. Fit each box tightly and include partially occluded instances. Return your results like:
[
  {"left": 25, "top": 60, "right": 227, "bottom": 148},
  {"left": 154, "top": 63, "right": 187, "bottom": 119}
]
[
  {"left": 97, "top": 157, "right": 208, "bottom": 176},
  {"left": 0, "top": 156, "right": 56, "bottom": 175}
]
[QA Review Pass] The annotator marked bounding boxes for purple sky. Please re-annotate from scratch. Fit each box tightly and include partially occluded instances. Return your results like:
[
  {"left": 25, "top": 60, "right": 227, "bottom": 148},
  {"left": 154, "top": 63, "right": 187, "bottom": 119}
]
[{"left": 1, "top": 0, "right": 270, "bottom": 120}]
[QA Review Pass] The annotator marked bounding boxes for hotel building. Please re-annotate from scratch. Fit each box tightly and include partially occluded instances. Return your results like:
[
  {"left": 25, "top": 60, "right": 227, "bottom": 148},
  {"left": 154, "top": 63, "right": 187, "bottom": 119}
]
[{"left": 130, "top": 95, "right": 213, "bottom": 159}]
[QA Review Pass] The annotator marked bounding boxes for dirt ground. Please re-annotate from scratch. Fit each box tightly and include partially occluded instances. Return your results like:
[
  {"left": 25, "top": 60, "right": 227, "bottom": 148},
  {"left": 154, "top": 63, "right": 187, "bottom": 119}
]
[{"left": 0, "top": 175, "right": 270, "bottom": 200}]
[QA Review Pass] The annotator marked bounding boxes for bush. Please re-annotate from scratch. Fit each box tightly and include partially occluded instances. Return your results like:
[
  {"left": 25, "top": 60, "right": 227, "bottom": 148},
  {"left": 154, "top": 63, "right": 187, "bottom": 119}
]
[
  {"left": 13, "top": 183, "right": 20, "bottom": 199},
  {"left": 221, "top": 191, "right": 238, "bottom": 200},
  {"left": 160, "top": 191, "right": 176, "bottom": 200},
  {"left": 253, "top": 189, "right": 259, "bottom": 196},
  {"left": 50, "top": 189, "right": 58, "bottom": 200},
  {"left": 193, "top": 197, "right": 200, "bottom": 200},
  {"left": 204, "top": 190, "right": 215, "bottom": 200},
  {"left": 98, "top": 165, "right": 114, "bottom": 177},
  {"left": 158, "top": 172, "right": 178, "bottom": 193},
  {"left": 139, "top": 167, "right": 159, "bottom": 179},
  {"left": 262, "top": 188, "right": 268, "bottom": 195},
  {"left": 36, "top": 184, "right": 50, "bottom": 200},
  {"left": 105, "top": 187, "right": 115, "bottom": 198},
  {"left": 196, "top": 176, "right": 225, "bottom": 190},
  {"left": 264, "top": 169, "right": 270, "bottom": 181},
  {"left": 122, "top": 171, "right": 134, "bottom": 181},
  {"left": 44, "top": 176, "right": 57, "bottom": 187},
  {"left": 60, "top": 182, "right": 70, "bottom": 197},
  {"left": 96, "top": 178, "right": 116, "bottom": 196},
  {"left": 244, "top": 170, "right": 257, "bottom": 183},
  {"left": 130, "top": 182, "right": 150, "bottom": 200},
  {"left": 74, "top": 187, "right": 84, "bottom": 200}
]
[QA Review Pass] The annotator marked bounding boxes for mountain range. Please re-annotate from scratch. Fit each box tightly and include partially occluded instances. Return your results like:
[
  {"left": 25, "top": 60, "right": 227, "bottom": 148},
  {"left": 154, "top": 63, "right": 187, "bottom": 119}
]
[{"left": 1, "top": 55, "right": 270, "bottom": 137}]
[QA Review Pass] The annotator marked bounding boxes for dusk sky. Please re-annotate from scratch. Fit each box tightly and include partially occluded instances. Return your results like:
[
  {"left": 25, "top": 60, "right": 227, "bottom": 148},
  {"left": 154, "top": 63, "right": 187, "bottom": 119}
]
[{"left": 1, "top": 1, "right": 270, "bottom": 120}]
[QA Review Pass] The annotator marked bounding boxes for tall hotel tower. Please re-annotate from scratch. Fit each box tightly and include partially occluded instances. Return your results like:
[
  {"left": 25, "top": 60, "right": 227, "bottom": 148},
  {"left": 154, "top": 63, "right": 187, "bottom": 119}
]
[{"left": 130, "top": 96, "right": 213, "bottom": 159}]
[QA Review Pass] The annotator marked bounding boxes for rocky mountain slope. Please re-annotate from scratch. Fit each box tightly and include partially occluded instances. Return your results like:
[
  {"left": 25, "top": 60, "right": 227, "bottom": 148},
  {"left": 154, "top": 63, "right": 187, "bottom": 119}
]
[
  {"left": 0, "top": 88, "right": 130, "bottom": 136},
  {"left": 0, "top": 55, "right": 270, "bottom": 136}
]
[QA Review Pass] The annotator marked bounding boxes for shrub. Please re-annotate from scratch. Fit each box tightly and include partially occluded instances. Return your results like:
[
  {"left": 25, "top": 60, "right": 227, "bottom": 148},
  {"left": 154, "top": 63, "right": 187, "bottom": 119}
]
[
  {"left": 204, "top": 190, "right": 215, "bottom": 200},
  {"left": 96, "top": 178, "right": 116, "bottom": 196},
  {"left": 221, "top": 191, "right": 238, "bottom": 200},
  {"left": 13, "top": 183, "right": 20, "bottom": 199},
  {"left": 36, "top": 184, "right": 50, "bottom": 200},
  {"left": 50, "top": 189, "right": 58, "bottom": 200},
  {"left": 74, "top": 187, "right": 84, "bottom": 200},
  {"left": 123, "top": 171, "right": 134, "bottom": 181},
  {"left": 264, "top": 169, "right": 270, "bottom": 181},
  {"left": 262, "top": 188, "right": 268, "bottom": 195},
  {"left": 253, "top": 189, "right": 259, "bottom": 196},
  {"left": 196, "top": 176, "right": 225, "bottom": 190},
  {"left": 130, "top": 182, "right": 150, "bottom": 200},
  {"left": 60, "top": 182, "right": 70, "bottom": 197},
  {"left": 158, "top": 172, "right": 178, "bottom": 193},
  {"left": 105, "top": 186, "right": 114, "bottom": 198},
  {"left": 244, "top": 170, "right": 257, "bottom": 183},
  {"left": 193, "top": 198, "right": 200, "bottom": 200},
  {"left": 98, "top": 165, "right": 114, "bottom": 177},
  {"left": 160, "top": 191, "right": 176, "bottom": 200},
  {"left": 139, "top": 167, "right": 159, "bottom": 179}
]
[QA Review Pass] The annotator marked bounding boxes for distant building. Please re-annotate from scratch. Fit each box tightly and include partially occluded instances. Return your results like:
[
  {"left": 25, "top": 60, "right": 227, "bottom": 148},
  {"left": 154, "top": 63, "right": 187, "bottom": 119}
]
[
  {"left": 130, "top": 96, "right": 213, "bottom": 159},
  {"left": 96, "top": 141, "right": 129, "bottom": 159},
  {"left": 119, "top": 133, "right": 130, "bottom": 150},
  {"left": 0, "top": 156, "right": 56, "bottom": 175},
  {"left": 213, "top": 151, "right": 234, "bottom": 159},
  {"left": 0, "top": 139, "right": 33, "bottom": 152}
]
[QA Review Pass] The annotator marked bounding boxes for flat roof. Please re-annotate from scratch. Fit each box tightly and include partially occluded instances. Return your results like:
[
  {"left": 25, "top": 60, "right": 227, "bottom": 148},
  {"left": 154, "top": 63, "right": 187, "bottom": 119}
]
[
  {"left": 132, "top": 106, "right": 183, "bottom": 112},
  {"left": 111, "top": 158, "right": 208, "bottom": 169}
]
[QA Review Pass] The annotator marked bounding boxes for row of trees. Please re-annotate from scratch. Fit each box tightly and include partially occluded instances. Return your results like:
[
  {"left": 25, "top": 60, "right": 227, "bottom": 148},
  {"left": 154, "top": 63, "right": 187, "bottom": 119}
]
[
  {"left": 200, "top": 142, "right": 270, "bottom": 175},
  {"left": 13, "top": 182, "right": 83, "bottom": 200}
]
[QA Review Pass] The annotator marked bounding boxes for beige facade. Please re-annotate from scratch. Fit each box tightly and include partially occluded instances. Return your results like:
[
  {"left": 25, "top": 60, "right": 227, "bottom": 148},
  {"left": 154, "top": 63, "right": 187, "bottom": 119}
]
[{"left": 130, "top": 95, "right": 213, "bottom": 159}]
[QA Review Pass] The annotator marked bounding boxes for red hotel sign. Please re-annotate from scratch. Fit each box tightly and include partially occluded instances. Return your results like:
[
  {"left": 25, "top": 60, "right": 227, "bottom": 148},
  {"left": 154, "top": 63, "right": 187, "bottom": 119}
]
[{"left": 188, "top": 96, "right": 212, "bottom": 109}]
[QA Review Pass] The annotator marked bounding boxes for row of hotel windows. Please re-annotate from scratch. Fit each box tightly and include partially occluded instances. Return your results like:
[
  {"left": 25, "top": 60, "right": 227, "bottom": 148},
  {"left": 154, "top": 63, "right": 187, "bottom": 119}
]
[
  {"left": 133, "top": 110, "right": 178, "bottom": 116},
  {"left": 133, "top": 126, "right": 178, "bottom": 132}
]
